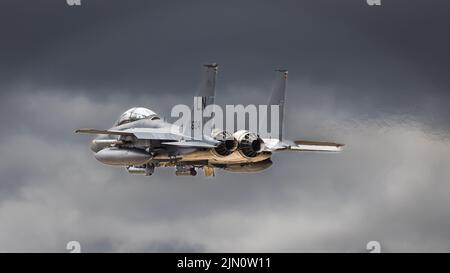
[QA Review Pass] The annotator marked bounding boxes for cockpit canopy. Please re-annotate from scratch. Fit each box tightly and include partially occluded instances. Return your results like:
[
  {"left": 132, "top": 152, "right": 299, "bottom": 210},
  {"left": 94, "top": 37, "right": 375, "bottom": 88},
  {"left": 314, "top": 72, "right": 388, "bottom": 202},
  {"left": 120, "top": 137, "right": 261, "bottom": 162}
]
[{"left": 115, "top": 107, "right": 160, "bottom": 126}]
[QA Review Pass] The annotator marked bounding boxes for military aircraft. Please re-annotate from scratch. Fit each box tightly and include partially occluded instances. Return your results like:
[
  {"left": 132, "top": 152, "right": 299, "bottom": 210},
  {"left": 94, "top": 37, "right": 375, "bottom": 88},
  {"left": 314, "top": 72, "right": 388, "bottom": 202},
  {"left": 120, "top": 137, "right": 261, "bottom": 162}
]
[{"left": 75, "top": 64, "right": 344, "bottom": 177}]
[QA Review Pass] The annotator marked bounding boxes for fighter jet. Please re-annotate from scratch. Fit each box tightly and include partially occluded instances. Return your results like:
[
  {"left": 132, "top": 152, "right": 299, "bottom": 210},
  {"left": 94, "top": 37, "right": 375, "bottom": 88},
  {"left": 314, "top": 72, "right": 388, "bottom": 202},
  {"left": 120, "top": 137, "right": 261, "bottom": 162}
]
[{"left": 75, "top": 64, "right": 344, "bottom": 177}]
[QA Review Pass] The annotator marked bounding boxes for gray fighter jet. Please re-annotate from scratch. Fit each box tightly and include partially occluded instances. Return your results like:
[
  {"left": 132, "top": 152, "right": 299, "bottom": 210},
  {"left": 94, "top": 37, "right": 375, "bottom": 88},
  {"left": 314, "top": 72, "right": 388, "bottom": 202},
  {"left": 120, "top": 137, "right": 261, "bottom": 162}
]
[{"left": 76, "top": 64, "right": 344, "bottom": 177}]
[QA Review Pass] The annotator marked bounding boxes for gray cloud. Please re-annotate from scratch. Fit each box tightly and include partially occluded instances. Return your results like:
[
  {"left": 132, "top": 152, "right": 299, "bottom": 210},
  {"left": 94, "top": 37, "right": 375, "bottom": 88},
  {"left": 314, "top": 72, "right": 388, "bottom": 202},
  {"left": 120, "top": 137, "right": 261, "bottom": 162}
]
[
  {"left": 2, "top": 0, "right": 449, "bottom": 131},
  {"left": 0, "top": 0, "right": 449, "bottom": 252},
  {"left": 0, "top": 88, "right": 449, "bottom": 252}
]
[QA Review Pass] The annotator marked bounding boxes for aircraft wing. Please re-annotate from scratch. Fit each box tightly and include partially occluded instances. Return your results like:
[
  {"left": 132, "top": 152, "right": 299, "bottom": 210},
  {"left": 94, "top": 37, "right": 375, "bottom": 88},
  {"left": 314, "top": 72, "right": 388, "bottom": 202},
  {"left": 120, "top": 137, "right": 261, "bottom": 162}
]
[
  {"left": 75, "top": 127, "right": 220, "bottom": 146},
  {"left": 290, "top": 140, "right": 344, "bottom": 152},
  {"left": 264, "top": 139, "right": 344, "bottom": 152},
  {"left": 75, "top": 128, "right": 134, "bottom": 136},
  {"left": 75, "top": 127, "right": 191, "bottom": 141},
  {"left": 125, "top": 128, "right": 186, "bottom": 140}
]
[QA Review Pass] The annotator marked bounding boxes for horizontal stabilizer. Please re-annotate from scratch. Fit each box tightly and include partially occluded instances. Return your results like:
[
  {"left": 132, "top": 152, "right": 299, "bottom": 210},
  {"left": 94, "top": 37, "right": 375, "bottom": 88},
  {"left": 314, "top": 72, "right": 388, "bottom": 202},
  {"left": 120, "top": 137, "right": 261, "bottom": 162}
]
[{"left": 161, "top": 140, "right": 218, "bottom": 148}]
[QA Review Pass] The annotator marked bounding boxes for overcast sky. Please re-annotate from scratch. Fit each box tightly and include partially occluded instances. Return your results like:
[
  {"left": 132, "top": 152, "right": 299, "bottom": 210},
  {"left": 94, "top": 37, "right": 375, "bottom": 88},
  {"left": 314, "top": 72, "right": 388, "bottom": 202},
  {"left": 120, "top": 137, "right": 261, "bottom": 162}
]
[{"left": 0, "top": 0, "right": 449, "bottom": 252}]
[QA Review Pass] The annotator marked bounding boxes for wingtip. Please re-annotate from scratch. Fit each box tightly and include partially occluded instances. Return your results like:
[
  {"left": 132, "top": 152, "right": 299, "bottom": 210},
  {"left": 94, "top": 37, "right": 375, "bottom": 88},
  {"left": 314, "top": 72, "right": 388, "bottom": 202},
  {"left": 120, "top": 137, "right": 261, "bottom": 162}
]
[{"left": 74, "top": 128, "right": 96, "bottom": 134}]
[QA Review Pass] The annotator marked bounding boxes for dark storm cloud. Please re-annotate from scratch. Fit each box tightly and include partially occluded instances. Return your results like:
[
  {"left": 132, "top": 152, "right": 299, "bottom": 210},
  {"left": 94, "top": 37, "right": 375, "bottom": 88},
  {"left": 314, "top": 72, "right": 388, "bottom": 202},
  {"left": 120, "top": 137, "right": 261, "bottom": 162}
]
[
  {"left": 0, "top": 0, "right": 450, "bottom": 252},
  {"left": 1, "top": 0, "right": 449, "bottom": 131},
  {"left": 1, "top": 0, "right": 449, "bottom": 92}
]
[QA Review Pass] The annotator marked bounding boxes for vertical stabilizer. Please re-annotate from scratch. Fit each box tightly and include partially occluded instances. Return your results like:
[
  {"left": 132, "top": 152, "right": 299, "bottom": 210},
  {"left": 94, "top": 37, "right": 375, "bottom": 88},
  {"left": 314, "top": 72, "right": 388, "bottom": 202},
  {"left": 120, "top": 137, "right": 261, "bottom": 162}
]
[
  {"left": 198, "top": 63, "right": 218, "bottom": 108},
  {"left": 192, "top": 63, "right": 218, "bottom": 138},
  {"left": 267, "top": 69, "right": 287, "bottom": 140}
]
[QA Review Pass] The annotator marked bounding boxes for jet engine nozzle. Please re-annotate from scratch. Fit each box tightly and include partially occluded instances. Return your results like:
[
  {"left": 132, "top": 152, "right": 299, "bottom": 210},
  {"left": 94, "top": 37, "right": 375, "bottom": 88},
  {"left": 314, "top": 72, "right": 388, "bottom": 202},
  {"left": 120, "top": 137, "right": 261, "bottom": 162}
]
[
  {"left": 233, "top": 130, "right": 265, "bottom": 158},
  {"left": 211, "top": 129, "right": 238, "bottom": 156}
]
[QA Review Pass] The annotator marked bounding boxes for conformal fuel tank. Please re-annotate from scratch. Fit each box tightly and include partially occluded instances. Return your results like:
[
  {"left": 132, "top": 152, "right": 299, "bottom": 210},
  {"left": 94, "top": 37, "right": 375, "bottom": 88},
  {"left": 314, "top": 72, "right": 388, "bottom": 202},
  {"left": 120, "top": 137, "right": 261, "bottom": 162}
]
[{"left": 94, "top": 148, "right": 152, "bottom": 166}]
